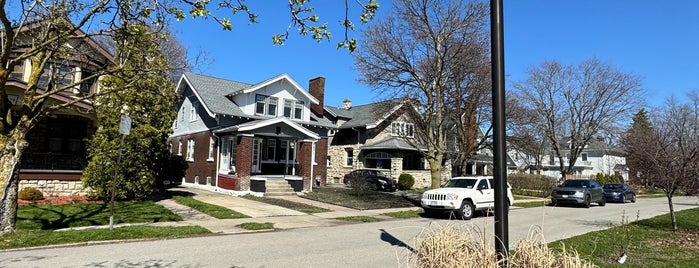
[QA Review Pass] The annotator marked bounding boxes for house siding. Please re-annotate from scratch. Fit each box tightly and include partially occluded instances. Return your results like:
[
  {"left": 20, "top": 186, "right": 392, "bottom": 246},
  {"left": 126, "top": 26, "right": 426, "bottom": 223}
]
[{"left": 170, "top": 131, "right": 217, "bottom": 186}]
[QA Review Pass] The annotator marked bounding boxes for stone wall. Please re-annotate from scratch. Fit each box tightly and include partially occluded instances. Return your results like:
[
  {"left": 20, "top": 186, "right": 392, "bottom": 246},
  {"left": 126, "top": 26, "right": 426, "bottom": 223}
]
[
  {"left": 326, "top": 144, "right": 361, "bottom": 183},
  {"left": 19, "top": 179, "right": 87, "bottom": 196}
]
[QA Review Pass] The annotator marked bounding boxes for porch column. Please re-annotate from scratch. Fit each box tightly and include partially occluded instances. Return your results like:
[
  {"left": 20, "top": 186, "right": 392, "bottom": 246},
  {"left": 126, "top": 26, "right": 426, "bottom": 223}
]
[
  {"left": 235, "top": 135, "right": 253, "bottom": 191},
  {"left": 297, "top": 141, "right": 313, "bottom": 191}
]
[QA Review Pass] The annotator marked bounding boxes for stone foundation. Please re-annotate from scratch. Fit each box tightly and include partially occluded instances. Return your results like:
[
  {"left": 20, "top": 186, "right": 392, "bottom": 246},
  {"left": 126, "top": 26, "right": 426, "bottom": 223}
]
[{"left": 19, "top": 179, "right": 87, "bottom": 196}]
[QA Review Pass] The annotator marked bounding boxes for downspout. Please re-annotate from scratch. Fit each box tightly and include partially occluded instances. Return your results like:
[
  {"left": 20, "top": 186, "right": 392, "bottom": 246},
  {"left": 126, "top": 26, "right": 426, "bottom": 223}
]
[
  {"left": 211, "top": 129, "right": 220, "bottom": 190},
  {"left": 352, "top": 127, "right": 360, "bottom": 169}
]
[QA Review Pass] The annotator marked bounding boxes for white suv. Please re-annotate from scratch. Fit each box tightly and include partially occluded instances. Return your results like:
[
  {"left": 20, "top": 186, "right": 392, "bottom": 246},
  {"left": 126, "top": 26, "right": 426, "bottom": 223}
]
[{"left": 421, "top": 176, "right": 514, "bottom": 220}]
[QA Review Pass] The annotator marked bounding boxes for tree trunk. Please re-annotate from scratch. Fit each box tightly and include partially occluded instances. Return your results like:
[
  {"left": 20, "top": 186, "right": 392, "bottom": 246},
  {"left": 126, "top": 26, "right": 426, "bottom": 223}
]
[
  {"left": 0, "top": 149, "right": 22, "bottom": 235},
  {"left": 428, "top": 158, "right": 442, "bottom": 189},
  {"left": 667, "top": 194, "right": 677, "bottom": 231}
]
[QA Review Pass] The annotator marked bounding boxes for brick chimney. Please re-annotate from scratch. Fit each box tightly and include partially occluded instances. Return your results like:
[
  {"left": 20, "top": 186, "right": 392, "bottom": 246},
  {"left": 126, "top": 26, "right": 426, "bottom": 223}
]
[{"left": 309, "top": 77, "right": 325, "bottom": 116}]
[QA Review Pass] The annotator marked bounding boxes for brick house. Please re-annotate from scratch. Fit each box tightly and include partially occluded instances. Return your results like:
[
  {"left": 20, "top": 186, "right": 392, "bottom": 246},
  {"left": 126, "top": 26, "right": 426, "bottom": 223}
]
[{"left": 169, "top": 73, "right": 333, "bottom": 195}]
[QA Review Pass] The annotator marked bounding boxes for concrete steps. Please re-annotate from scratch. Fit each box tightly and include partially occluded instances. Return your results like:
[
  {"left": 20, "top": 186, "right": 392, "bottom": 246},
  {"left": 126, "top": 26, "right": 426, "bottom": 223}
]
[{"left": 265, "top": 180, "right": 296, "bottom": 197}]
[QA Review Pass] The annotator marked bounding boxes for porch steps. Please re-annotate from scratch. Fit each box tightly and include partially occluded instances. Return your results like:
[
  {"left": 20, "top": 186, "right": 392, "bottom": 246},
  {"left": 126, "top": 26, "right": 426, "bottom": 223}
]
[{"left": 265, "top": 180, "right": 296, "bottom": 197}]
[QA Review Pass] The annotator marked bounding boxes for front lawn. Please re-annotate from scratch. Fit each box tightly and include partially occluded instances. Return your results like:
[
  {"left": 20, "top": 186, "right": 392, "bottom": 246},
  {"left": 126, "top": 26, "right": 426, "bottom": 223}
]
[
  {"left": 242, "top": 195, "right": 331, "bottom": 213},
  {"left": 169, "top": 191, "right": 249, "bottom": 219},
  {"left": 303, "top": 187, "right": 418, "bottom": 210}
]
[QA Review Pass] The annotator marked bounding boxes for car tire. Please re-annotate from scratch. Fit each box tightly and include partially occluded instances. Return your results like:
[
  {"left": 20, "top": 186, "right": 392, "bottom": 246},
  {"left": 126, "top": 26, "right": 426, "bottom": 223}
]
[
  {"left": 370, "top": 183, "right": 378, "bottom": 191},
  {"left": 621, "top": 194, "right": 626, "bottom": 203},
  {"left": 550, "top": 198, "right": 557, "bottom": 206},
  {"left": 630, "top": 194, "right": 637, "bottom": 203},
  {"left": 583, "top": 195, "right": 591, "bottom": 208},
  {"left": 599, "top": 197, "right": 606, "bottom": 206},
  {"left": 456, "top": 200, "right": 474, "bottom": 220}
]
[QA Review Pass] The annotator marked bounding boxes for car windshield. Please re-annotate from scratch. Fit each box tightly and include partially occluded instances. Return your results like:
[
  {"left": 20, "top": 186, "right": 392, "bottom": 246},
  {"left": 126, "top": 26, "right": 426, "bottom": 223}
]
[
  {"left": 367, "top": 170, "right": 387, "bottom": 177},
  {"left": 443, "top": 179, "right": 477, "bottom": 189},
  {"left": 562, "top": 180, "right": 589, "bottom": 188},
  {"left": 604, "top": 184, "right": 623, "bottom": 189}
]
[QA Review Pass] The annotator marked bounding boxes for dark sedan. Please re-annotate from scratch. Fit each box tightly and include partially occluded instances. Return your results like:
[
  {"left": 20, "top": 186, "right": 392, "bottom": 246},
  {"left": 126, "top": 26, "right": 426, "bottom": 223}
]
[
  {"left": 343, "top": 169, "right": 397, "bottom": 191},
  {"left": 603, "top": 183, "right": 637, "bottom": 203}
]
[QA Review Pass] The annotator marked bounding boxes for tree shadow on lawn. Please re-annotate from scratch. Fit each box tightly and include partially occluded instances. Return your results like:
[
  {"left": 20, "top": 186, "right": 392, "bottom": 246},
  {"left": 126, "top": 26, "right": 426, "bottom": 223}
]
[{"left": 17, "top": 203, "right": 109, "bottom": 230}]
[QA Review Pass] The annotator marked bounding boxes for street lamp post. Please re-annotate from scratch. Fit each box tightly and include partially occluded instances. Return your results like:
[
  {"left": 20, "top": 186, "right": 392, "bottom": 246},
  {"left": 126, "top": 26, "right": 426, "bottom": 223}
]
[{"left": 109, "top": 105, "right": 131, "bottom": 230}]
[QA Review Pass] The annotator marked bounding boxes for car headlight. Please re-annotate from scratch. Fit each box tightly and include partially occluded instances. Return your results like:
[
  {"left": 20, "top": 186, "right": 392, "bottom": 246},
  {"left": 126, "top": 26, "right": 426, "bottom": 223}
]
[
  {"left": 611, "top": 192, "right": 620, "bottom": 196},
  {"left": 378, "top": 180, "right": 387, "bottom": 184},
  {"left": 573, "top": 191, "right": 584, "bottom": 197},
  {"left": 446, "top": 193, "right": 459, "bottom": 200}
]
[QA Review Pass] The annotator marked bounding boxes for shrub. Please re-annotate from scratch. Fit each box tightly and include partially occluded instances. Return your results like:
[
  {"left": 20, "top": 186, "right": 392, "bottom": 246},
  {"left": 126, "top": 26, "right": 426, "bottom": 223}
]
[
  {"left": 508, "top": 173, "right": 557, "bottom": 198},
  {"left": 348, "top": 176, "right": 372, "bottom": 196},
  {"left": 595, "top": 173, "right": 625, "bottom": 185},
  {"left": 18, "top": 187, "right": 44, "bottom": 201},
  {"left": 398, "top": 173, "right": 415, "bottom": 190}
]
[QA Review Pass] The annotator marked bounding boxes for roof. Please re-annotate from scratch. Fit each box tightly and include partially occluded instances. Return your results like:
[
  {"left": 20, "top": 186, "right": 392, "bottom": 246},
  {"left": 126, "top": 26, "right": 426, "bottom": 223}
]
[
  {"left": 177, "top": 72, "right": 335, "bottom": 128},
  {"left": 326, "top": 98, "right": 409, "bottom": 129},
  {"left": 214, "top": 117, "right": 320, "bottom": 140},
  {"left": 361, "top": 137, "right": 426, "bottom": 151}
]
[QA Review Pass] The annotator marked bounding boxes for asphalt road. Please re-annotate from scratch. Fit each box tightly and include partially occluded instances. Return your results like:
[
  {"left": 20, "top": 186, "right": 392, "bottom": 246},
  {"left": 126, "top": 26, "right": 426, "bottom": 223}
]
[{"left": 1, "top": 196, "right": 697, "bottom": 268}]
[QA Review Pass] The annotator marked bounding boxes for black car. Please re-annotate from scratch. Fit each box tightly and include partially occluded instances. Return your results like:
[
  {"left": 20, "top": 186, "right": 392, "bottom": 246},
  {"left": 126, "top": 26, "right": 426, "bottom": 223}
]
[
  {"left": 603, "top": 183, "right": 637, "bottom": 203},
  {"left": 550, "top": 179, "right": 606, "bottom": 208},
  {"left": 343, "top": 169, "right": 397, "bottom": 191}
]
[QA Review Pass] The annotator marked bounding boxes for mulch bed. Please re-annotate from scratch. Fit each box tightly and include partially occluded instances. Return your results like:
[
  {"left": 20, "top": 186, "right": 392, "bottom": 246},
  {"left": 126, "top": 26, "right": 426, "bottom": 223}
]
[{"left": 18, "top": 196, "right": 97, "bottom": 205}]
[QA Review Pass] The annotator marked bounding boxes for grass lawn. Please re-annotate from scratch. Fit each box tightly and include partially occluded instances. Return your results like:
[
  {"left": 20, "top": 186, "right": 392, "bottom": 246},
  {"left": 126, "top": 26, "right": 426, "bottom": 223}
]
[
  {"left": 237, "top": 222, "right": 275, "bottom": 230},
  {"left": 2, "top": 201, "right": 211, "bottom": 250},
  {"left": 335, "top": 216, "right": 383, "bottom": 222},
  {"left": 552, "top": 207, "right": 699, "bottom": 267},
  {"left": 303, "top": 187, "right": 418, "bottom": 210},
  {"left": 242, "top": 195, "right": 331, "bottom": 214},
  {"left": 382, "top": 209, "right": 424, "bottom": 219}
]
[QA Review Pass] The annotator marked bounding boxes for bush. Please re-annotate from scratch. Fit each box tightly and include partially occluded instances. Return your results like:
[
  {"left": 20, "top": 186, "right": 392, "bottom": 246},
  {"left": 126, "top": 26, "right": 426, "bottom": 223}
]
[
  {"left": 508, "top": 173, "right": 557, "bottom": 198},
  {"left": 18, "top": 187, "right": 44, "bottom": 201},
  {"left": 348, "top": 176, "right": 372, "bottom": 196},
  {"left": 595, "top": 173, "right": 625, "bottom": 185},
  {"left": 398, "top": 173, "right": 415, "bottom": 190}
]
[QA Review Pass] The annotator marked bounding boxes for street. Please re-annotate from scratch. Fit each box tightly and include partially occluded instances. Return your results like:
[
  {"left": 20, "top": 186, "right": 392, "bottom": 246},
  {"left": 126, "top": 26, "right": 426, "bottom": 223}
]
[{"left": 1, "top": 196, "right": 697, "bottom": 268}]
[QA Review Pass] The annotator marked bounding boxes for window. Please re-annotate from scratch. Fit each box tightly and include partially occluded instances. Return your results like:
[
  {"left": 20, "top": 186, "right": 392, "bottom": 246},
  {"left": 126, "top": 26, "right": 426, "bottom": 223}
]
[
  {"left": 180, "top": 106, "right": 185, "bottom": 121},
  {"left": 178, "top": 141, "right": 183, "bottom": 156},
  {"left": 391, "top": 122, "right": 414, "bottom": 137},
  {"left": 266, "top": 139, "right": 276, "bottom": 160},
  {"left": 38, "top": 63, "right": 74, "bottom": 89},
  {"left": 280, "top": 140, "right": 295, "bottom": 162},
  {"left": 186, "top": 139, "right": 195, "bottom": 161},
  {"left": 190, "top": 103, "right": 198, "bottom": 121},
  {"left": 9, "top": 60, "right": 24, "bottom": 80},
  {"left": 255, "top": 94, "right": 278, "bottom": 116},
  {"left": 230, "top": 137, "right": 237, "bottom": 168},
  {"left": 582, "top": 153, "right": 588, "bottom": 162},
  {"left": 345, "top": 148, "right": 353, "bottom": 167},
  {"left": 207, "top": 137, "right": 215, "bottom": 161},
  {"left": 283, "top": 99, "right": 304, "bottom": 119}
]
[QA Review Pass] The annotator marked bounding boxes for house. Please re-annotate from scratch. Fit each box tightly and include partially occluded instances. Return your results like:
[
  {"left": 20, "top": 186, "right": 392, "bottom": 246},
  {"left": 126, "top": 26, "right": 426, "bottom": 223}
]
[
  {"left": 11, "top": 20, "right": 113, "bottom": 196},
  {"left": 512, "top": 138, "right": 628, "bottom": 180},
  {"left": 169, "top": 73, "right": 333, "bottom": 195},
  {"left": 324, "top": 99, "right": 451, "bottom": 188}
]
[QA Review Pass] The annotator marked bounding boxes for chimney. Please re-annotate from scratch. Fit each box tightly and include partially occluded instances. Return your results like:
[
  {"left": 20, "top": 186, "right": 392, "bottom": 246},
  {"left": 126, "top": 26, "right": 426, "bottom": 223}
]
[
  {"left": 309, "top": 77, "right": 325, "bottom": 116},
  {"left": 343, "top": 98, "right": 352, "bottom": 109}
]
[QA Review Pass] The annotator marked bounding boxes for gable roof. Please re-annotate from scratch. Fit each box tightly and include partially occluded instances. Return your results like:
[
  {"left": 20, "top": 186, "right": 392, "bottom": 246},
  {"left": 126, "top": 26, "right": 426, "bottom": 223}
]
[
  {"left": 326, "top": 98, "right": 410, "bottom": 129},
  {"left": 214, "top": 117, "right": 320, "bottom": 139},
  {"left": 177, "top": 72, "right": 335, "bottom": 128},
  {"left": 229, "top": 73, "right": 319, "bottom": 105}
]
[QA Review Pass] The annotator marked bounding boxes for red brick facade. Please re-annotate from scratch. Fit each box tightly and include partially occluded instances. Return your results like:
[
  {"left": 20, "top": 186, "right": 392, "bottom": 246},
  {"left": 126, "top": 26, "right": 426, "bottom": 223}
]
[{"left": 169, "top": 131, "right": 217, "bottom": 186}]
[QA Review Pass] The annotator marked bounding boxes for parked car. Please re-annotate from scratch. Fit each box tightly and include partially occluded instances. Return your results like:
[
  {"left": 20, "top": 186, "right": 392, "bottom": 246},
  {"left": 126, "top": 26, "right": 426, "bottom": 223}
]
[
  {"left": 343, "top": 169, "right": 397, "bottom": 191},
  {"left": 421, "top": 176, "right": 514, "bottom": 220},
  {"left": 603, "top": 183, "right": 637, "bottom": 203},
  {"left": 550, "top": 179, "right": 606, "bottom": 208}
]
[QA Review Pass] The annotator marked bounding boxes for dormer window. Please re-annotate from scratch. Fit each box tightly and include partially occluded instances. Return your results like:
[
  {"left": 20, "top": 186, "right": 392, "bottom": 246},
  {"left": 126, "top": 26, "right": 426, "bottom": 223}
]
[
  {"left": 391, "top": 122, "right": 414, "bottom": 138},
  {"left": 256, "top": 94, "right": 278, "bottom": 116},
  {"left": 38, "top": 63, "right": 74, "bottom": 90},
  {"left": 283, "top": 99, "right": 304, "bottom": 119}
]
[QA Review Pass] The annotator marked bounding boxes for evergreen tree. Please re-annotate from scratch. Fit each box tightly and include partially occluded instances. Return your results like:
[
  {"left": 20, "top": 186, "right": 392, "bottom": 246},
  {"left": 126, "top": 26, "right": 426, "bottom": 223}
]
[
  {"left": 622, "top": 109, "right": 655, "bottom": 186},
  {"left": 82, "top": 24, "right": 177, "bottom": 201}
]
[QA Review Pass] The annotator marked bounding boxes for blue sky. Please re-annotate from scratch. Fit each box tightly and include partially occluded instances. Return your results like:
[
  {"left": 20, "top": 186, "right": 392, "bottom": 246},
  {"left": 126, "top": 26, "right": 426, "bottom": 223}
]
[{"left": 171, "top": 0, "right": 699, "bottom": 108}]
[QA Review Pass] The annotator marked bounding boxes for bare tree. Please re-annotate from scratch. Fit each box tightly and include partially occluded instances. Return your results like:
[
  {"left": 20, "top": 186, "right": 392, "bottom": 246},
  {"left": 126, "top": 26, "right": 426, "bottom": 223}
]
[
  {"left": 512, "top": 58, "right": 644, "bottom": 179},
  {"left": 624, "top": 97, "right": 699, "bottom": 230},
  {"left": 353, "top": 0, "right": 490, "bottom": 188}
]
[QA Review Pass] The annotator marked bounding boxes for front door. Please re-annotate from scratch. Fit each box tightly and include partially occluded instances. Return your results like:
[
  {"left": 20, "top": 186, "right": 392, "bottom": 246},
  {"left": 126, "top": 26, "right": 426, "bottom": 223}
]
[{"left": 252, "top": 138, "right": 262, "bottom": 173}]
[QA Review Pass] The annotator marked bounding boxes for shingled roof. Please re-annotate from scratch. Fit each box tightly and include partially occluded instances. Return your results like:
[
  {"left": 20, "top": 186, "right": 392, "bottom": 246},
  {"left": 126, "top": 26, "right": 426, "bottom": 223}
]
[{"left": 326, "top": 98, "right": 408, "bottom": 129}]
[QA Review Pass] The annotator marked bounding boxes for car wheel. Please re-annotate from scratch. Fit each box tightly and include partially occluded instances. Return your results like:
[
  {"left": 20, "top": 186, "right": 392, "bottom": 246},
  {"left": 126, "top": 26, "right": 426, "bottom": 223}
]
[
  {"left": 583, "top": 195, "right": 591, "bottom": 208},
  {"left": 630, "top": 194, "right": 637, "bottom": 203},
  {"left": 550, "top": 198, "right": 557, "bottom": 206},
  {"left": 621, "top": 194, "right": 626, "bottom": 203},
  {"left": 370, "top": 183, "right": 378, "bottom": 191},
  {"left": 456, "top": 200, "right": 474, "bottom": 220},
  {"left": 599, "top": 196, "right": 606, "bottom": 206}
]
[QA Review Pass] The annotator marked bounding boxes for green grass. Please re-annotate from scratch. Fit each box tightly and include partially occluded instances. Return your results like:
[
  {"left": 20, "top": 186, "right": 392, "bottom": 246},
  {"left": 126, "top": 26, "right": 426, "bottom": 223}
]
[
  {"left": 0, "top": 226, "right": 210, "bottom": 250},
  {"left": 552, "top": 207, "right": 699, "bottom": 267},
  {"left": 382, "top": 209, "right": 424, "bottom": 219},
  {"left": 237, "top": 222, "right": 275, "bottom": 230},
  {"left": 303, "top": 187, "right": 418, "bottom": 210},
  {"left": 242, "top": 195, "right": 331, "bottom": 213},
  {"left": 335, "top": 216, "right": 383, "bottom": 222},
  {"left": 513, "top": 195, "right": 539, "bottom": 200},
  {"left": 16, "top": 201, "right": 182, "bottom": 230},
  {"left": 171, "top": 194, "right": 249, "bottom": 219},
  {"left": 514, "top": 200, "right": 551, "bottom": 208}
]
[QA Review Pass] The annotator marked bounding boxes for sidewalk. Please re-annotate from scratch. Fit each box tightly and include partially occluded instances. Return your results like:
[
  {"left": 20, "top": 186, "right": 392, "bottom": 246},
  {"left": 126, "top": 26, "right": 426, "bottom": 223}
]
[{"left": 153, "top": 186, "right": 420, "bottom": 234}]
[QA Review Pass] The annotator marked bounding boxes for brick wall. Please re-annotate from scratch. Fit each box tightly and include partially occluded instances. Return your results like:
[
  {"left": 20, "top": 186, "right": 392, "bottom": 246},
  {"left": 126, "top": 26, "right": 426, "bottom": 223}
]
[{"left": 170, "top": 131, "right": 217, "bottom": 186}]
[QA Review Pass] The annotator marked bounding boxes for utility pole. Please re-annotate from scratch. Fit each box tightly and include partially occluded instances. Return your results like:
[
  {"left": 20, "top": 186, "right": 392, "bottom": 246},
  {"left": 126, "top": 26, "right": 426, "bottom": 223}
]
[{"left": 109, "top": 106, "right": 131, "bottom": 230}]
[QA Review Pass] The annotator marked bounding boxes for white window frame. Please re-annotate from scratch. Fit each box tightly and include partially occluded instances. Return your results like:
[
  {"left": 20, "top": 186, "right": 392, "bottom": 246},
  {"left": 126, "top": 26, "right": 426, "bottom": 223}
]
[
  {"left": 581, "top": 152, "right": 588, "bottom": 162},
  {"left": 255, "top": 94, "right": 278, "bottom": 116},
  {"left": 207, "top": 137, "right": 215, "bottom": 161},
  {"left": 345, "top": 148, "right": 353, "bottom": 167},
  {"left": 186, "top": 139, "right": 195, "bottom": 161},
  {"left": 391, "top": 122, "right": 414, "bottom": 138},
  {"left": 178, "top": 141, "right": 183, "bottom": 156},
  {"left": 190, "top": 103, "right": 198, "bottom": 121}
]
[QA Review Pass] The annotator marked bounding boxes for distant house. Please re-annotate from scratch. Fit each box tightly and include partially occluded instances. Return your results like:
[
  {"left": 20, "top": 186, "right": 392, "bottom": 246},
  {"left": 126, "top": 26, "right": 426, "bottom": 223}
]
[
  {"left": 12, "top": 20, "right": 114, "bottom": 196},
  {"left": 169, "top": 73, "right": 333, "bottom": 195},
  {"left": 513, "top": 138, "right": 628, "bottom": 180},
  {"left": 324, "top": 99, "right": 451, "bottom": 188}
]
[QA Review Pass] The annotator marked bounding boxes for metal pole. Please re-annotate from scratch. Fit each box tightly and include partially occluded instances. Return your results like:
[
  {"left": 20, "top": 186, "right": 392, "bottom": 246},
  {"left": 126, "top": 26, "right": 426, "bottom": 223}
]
[
  {"left": 490, "top": 0, "right": 509, "bottom": 262},
  {"left": 109, "top": 134, "right": 126, "bottom": 230}
]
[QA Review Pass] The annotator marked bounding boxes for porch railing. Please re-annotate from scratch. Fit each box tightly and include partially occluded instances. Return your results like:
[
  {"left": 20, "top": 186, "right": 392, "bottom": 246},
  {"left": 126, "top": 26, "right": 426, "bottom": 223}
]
[{"left": 20, "top": 152, "right": 86, "bottom": 171}]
